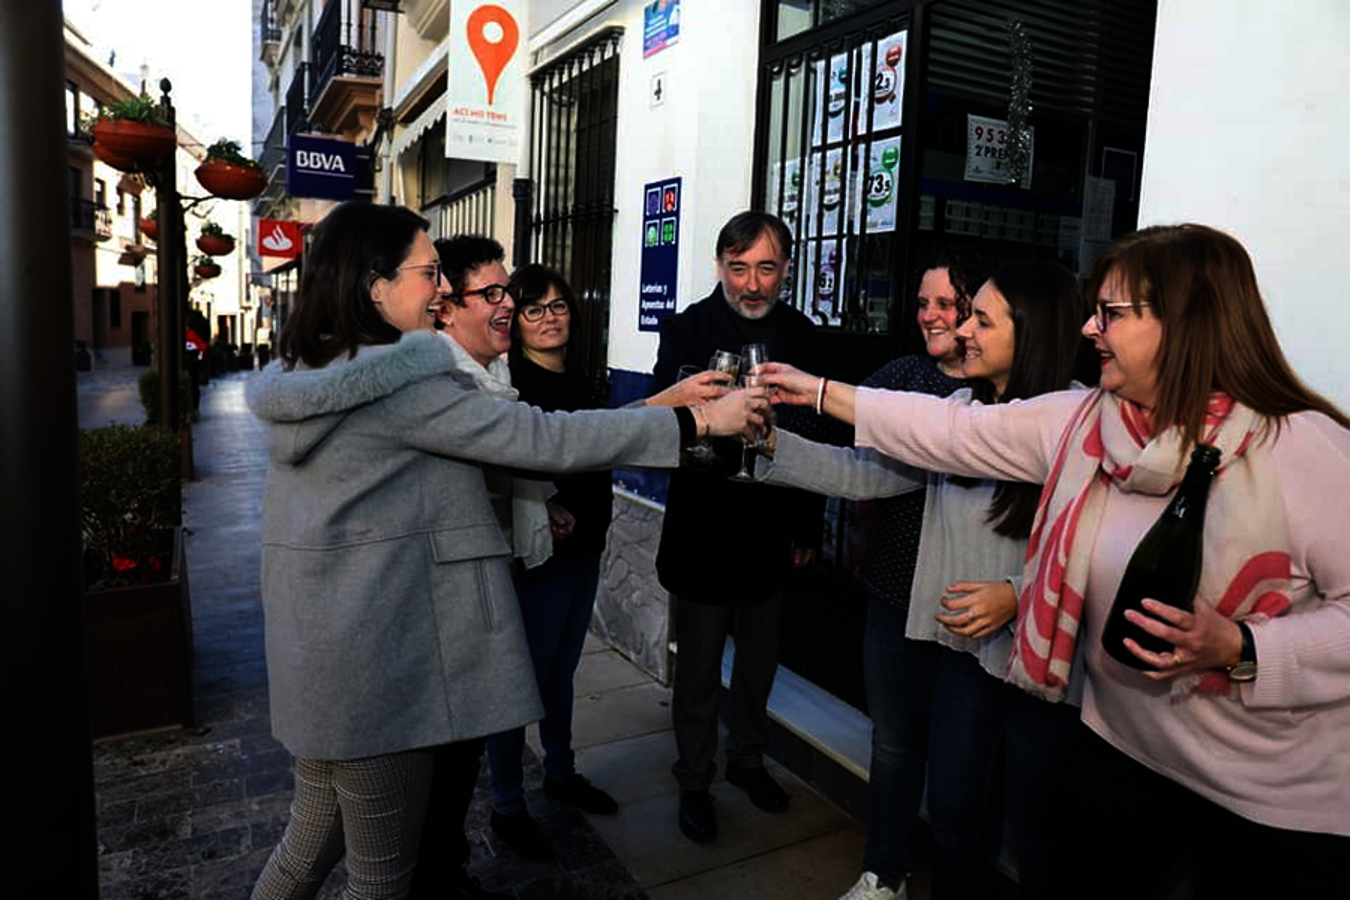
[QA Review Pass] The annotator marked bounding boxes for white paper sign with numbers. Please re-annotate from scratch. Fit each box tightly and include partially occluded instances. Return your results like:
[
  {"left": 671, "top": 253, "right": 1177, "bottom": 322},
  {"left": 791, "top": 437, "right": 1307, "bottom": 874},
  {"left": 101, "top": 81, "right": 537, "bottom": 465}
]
[{"left": 964, "top": 114, "right": 1033, "bottom": 188}]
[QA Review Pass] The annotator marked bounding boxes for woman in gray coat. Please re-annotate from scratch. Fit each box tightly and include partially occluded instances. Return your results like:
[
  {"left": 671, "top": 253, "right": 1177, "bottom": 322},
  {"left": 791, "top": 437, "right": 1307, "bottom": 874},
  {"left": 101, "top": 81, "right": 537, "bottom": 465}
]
[{"left": 246, "top": 201, "right": 764, "bottom": 900}]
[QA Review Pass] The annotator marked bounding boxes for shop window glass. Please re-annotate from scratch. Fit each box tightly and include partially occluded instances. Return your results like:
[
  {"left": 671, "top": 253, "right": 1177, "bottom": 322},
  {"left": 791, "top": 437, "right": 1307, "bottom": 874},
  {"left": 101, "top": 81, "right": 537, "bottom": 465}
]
[{"left": 762, "top": 19, "right": 910, "bottom": 334}]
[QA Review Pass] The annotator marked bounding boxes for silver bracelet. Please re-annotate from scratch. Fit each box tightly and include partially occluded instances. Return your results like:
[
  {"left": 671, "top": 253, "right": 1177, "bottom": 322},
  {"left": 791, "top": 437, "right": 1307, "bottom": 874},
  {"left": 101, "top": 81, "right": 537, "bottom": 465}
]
[{"left": 814, "top": 378, "right": 828, "bottom": 416}]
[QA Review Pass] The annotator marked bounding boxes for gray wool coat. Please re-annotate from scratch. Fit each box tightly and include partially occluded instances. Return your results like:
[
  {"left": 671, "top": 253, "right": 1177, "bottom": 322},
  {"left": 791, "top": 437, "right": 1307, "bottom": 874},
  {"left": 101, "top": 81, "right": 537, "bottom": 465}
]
[{"left": 246, "top": 330, "right": 681, "bottom": 760}]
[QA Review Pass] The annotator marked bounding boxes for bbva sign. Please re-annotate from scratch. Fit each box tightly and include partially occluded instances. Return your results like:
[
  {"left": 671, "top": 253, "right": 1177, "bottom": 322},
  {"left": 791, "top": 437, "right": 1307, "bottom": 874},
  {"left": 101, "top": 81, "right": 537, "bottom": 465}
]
[{"left": 287, "top": 134, "right": 356, "bottom": 200}]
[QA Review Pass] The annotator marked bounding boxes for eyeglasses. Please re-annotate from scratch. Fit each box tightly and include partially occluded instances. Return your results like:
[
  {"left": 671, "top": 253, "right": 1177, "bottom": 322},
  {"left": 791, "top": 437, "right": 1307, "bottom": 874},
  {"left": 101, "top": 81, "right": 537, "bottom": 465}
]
[
  {"left": 518, "top": 299, "right": 570, "bottom": 322},
  {"left": 451, "top": 283, "right": 517, "bottom": 306},
  {"left": 1094, "top": 300, "right": 1150, "bottom": 333},
  {"left": 396, "top": 262, "right": 442, "bottom": 284}
]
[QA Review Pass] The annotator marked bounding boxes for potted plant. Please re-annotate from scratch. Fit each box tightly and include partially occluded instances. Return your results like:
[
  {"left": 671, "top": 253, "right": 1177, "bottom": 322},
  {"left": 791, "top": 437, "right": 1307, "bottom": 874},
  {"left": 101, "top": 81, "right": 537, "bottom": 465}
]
[
  {"left": 90, "top": 96, "right": 177, "bottom": 169},
  {"left": 193, "top": 255, "right": 222, "bottom": 279},
  {"left": 196, "top": 221, "right": 235, "bottom": 256},
  {"left": 80, "top": 424, "right": 193, "bottom": 739},
  {"left": 139, "top": 208, "right": 158, "bottom": 242},
  {"left": 195, "top": 138, "right": 267, "bottom": 200}
]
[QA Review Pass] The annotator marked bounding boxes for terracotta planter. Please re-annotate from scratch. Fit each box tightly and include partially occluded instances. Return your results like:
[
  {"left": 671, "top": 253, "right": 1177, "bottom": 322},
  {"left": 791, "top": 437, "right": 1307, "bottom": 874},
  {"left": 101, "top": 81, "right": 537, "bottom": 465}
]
[
  {"left": 92, "top": 140, "right": 144, "bottom": 173},
  {"left": 139, "top": 218, "right": 158, "bottom": 241},
  {"left": 91, "top": 118, "right": 177, "bottom": 161},
  {"left": 84, "top": 527, "right": 194, "bottom": 739},
  {"left": 195, "top": 159, "right": 267, "bottom": 200},
  {"left": 196, "top": 234, "right": 235, "bottom": 256},
  {"left": 194, "top": 263, "right": 222, "bottom": 280}
]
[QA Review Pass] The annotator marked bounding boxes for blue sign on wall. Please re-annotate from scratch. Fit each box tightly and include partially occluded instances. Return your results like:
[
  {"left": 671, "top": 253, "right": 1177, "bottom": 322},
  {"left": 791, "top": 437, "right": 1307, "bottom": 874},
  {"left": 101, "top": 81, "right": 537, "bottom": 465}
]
[
  {"left": 287, "top": 134, "right": 356, "bottom": 200},
  {"left": 643, "top": 0, "right": 680, "bottom": 59},
  {"left": 639, "top": 177, "right": 681, "bottom": 332}
]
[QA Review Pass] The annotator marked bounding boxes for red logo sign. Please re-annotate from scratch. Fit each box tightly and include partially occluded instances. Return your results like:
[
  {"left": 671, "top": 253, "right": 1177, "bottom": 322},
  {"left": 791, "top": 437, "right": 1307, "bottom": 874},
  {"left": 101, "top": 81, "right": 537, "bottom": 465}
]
[{"left": 257, "top": 219, "right": 304, "bottom": 258}]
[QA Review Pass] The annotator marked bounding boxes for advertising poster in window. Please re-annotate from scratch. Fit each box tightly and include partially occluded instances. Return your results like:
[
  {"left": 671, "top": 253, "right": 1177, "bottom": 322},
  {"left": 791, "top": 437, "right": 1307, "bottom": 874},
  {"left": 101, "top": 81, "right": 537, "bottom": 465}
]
[
  {"left": 446, "top": 0, "right": 526, "bottom": 163},
  {"left": 805, "top": 148, "right": 845, "bottom": 238},
  {"left": 866, "top": 30, "right": 906, "bottom": 133},
  {"left": 855, "top": 136, "right": 901, "bottom": 233},
  {"left": 767, "top": 158, "right": 803, "bottom": 236},
  {"left": 964, "top": 114, "right": 1034, "bottom": 188},
  {"left": 639, "top": 177, "right": 681, "bottom": 332},
  {"left": 801, "top": 239, "right": 845, "bottom": 327},
  {"left": 813, "top": 52, "right": 850, "bottom": 146}
]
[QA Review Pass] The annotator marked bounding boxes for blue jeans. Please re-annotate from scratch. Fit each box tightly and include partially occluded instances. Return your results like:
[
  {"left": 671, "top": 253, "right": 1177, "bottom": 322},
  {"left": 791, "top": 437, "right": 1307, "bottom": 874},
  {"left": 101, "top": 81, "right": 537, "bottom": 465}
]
[
  {"left": 862, "top": 596, "right": 1006, "bottom": 898},
  {"left": 486, "top": 554, "right": 602, "bottom": 814}
]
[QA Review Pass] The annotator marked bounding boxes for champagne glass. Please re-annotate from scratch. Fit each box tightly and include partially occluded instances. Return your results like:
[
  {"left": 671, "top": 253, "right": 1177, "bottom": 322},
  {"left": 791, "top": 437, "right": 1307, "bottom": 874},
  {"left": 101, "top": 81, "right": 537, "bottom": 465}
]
[
  {"left": 729, "top": 343, "right": 769, "bottom": 482},
  {"left": 678, "top": 364, "right": 716, "bottom": 466},
  {"left": 708, "top": 350, "right": 740, "bottom": 380}
]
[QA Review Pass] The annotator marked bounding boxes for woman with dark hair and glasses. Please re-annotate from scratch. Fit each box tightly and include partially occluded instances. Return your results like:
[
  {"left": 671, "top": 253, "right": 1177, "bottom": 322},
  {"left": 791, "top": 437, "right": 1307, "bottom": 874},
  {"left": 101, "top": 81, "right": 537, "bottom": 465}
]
[
  {"left": 481, "top": 262, "right": 735, "bottom": 862},
  {"left": 762, "top": 224, "right": 1350, "bottom": 898},
  {"left": 246, "top": 206, "right": 766, "bottom": 900},
  {"left": 758, "top": 262, "right": 1089, "bottom": 900}
]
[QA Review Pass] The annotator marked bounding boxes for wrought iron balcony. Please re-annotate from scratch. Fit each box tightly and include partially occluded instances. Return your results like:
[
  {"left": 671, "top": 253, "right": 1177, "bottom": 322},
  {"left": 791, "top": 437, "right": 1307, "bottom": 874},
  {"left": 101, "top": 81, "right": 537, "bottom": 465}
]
[
  {"left": 261, "top": 105, "right": 288, "bottom": 176},
  {"left": 260, "top": 0, "right": 283, "bottom": 50},
  {"left": 285, "top": 63, "right": 308, "bottom": 136},
  {"left": 71, "top": 198, "right": 113, "bottom": 241},
  {"left": 308, "top": 0, "right": 384, "bottom": 135}
]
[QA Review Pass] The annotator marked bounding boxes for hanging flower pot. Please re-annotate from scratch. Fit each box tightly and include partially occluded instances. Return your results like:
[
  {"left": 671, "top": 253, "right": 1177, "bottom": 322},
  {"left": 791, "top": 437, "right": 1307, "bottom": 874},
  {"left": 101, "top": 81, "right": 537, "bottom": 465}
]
[
  {"left": 193, "top": 257, "right": 222, "bottom": 279},
  {"left": 92, "top": 140, "right": 145, "bottom": 173},
  {"left": 139, "top": 217, "right": 159, "bottom": 242},
  {"left": 196, "top": 233, "right": 235, "bottom": 256},
  {"left": 90, "top": 117, "right": 176, "bottom": 161},
  {"left": 195, "top": 158, "right": 267, "bottom": 200}
]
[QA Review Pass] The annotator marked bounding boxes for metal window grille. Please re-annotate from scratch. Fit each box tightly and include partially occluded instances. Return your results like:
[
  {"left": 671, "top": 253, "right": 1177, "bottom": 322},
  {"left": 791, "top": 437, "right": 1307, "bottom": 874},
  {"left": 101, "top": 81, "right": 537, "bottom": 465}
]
[
  {"left": 527, "top": 27, "right": 621, "bottom": 390},
  {"left": 757, "top": 6, "right": 916, "bottom": 336}
]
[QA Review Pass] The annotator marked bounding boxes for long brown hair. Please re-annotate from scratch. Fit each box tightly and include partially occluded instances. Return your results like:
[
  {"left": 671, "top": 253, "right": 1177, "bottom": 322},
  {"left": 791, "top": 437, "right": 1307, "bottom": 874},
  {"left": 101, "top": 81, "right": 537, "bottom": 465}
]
[
  {"left": 965, "top": 262, "right": 1085, "bottom": 538},
  {"left": 1085, "top": 223, "right": 1348, "bottom": 446},
  {"left": 278, "top": 202, "right": 429, "bottom": 369}
]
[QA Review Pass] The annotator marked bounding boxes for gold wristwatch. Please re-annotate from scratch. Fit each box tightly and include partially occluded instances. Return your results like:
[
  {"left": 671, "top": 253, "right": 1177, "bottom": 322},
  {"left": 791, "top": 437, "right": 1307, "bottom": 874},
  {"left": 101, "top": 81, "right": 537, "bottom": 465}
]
[{"left": 1227, "top": 620, "right": 1257, "bottom": 682}]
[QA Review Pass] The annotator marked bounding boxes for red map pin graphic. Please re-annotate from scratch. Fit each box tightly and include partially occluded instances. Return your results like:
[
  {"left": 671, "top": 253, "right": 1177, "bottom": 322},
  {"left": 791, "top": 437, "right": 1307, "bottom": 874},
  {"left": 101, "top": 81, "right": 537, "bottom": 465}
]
[{"left": 467, "top": 5, "right": 520, "bottom": 106}]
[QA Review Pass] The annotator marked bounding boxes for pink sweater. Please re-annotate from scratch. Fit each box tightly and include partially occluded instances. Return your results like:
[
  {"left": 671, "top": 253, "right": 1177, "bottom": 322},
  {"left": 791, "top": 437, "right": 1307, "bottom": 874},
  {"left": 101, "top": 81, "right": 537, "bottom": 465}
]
[{"left": 855, "top": 387, "right": 1350, "bottom": 836}]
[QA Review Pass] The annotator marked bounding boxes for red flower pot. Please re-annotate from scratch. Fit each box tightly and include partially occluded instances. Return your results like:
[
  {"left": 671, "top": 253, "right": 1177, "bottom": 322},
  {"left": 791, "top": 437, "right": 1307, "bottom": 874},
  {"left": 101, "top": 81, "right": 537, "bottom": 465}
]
[
  {"left": 139, "top": 218, "right": 159, "bottom": 242},
  {"left": 92, "top": 140, "right": 144, "bottom": 173},
  {"left": 194, "top": 263, "right": 222, "bottom": 280},
  {"left": 196, "top": 234, "right": 235, "bottom": 256},
  {"left": 195, "top": 159, "right": 267, "bottom": 200},
  {"left": 91, "top": 118, "right": 177, "bottom": 161}
]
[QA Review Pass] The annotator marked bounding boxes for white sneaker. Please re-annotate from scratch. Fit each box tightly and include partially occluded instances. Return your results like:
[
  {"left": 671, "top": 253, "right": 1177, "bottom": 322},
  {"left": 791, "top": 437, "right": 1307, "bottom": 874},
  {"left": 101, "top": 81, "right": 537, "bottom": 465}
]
[{"left": 839, "top": 871, "right": 907, "bottom": 900}]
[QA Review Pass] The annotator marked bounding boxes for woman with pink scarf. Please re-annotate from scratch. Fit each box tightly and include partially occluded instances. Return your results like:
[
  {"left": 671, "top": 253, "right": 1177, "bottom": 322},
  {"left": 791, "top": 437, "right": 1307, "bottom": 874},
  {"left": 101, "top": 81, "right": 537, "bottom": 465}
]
[{"left": 761, "top": 224, "right": 1350, "bottom": 898}]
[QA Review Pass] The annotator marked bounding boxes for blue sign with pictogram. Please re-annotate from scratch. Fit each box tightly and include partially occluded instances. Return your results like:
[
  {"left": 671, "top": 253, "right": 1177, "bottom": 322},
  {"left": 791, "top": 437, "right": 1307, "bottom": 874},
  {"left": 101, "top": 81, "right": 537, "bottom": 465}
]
[{"left": 639, "top": 176, "right": 681, "bottom": 332}]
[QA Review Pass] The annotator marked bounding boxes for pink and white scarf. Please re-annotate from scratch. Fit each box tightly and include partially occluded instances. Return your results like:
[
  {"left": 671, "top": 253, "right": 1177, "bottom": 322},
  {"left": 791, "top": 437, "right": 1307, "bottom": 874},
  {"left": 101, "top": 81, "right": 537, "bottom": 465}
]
[{"left": 1006, "top": 389, "right": 1292, "bottom": 702}]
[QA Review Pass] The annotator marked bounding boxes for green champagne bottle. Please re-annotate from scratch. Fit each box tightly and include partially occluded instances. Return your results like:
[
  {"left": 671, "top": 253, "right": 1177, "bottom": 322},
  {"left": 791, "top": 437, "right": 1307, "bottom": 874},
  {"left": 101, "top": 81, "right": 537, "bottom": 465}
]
[{"left": 1100, "top": 443, "right": 1221, "bottom": 670}]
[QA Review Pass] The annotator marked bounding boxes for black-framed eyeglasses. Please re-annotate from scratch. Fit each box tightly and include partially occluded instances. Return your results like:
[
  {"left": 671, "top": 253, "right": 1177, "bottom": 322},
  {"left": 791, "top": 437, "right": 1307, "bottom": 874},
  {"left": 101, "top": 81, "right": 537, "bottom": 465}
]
[
  {"left": 518, "top": 299, "right": 570, "bottom": 322},
  {"left": 1095, "top": 300, "right": 1150, "bottom": 333},
  {"left": 451, "top": 283, "right": 517, "bottom": 306},
  {"left": 396, "top": 262, "right": 442, "bottom": 284}
]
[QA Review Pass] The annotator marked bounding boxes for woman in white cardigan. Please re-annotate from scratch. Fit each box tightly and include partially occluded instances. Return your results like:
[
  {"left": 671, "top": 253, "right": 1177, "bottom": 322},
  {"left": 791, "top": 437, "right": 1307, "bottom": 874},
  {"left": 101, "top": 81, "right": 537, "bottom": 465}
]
[{"left": 761, "top": 261, "right": 1088, "bottom": 900}]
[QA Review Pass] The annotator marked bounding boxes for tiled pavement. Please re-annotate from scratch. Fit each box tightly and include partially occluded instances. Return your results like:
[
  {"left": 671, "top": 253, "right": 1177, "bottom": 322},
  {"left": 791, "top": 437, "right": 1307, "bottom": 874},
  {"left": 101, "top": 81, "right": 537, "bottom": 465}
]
[{"left": 79, "top": 365, "right": 872, "bottom": 899}]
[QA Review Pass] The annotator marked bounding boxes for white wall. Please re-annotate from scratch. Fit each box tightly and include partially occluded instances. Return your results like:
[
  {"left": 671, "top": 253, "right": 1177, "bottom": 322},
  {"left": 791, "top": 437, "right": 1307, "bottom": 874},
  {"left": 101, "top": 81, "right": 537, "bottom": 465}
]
[
  {"left": 536, "top": 0, "right": 762, "bottom": 374},
  {"left": 1141, "top": 0, "right": 1350, "bottom": 407}
]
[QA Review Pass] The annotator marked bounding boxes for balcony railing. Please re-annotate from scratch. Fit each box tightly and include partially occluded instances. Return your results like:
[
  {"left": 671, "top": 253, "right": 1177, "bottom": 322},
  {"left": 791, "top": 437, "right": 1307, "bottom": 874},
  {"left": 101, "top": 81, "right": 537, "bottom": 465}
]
[
  {"left": 261, "top": 105, "right": 287, "bottom": 175},
  {"left": 260, "top": 0, "right": 282, "bottom": 45},
  {"left": 285, "top": 63, "right": 308, "bottom": 135},
  {"left": 424, "top": 176, "right": 496, "bottom": 242},
  {"left": 71, "top": 198, "right": 113, "bottom": 241},
  {"left": 309, "top": 0, "right": 384, "bottom": 111}
]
